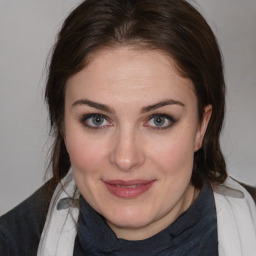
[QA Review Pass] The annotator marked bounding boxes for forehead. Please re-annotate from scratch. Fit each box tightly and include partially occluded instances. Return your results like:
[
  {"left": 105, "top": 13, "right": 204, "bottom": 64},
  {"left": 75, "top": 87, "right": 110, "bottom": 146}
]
[{"left": 65, "top": 46, "right": 196, "bottom": 107}]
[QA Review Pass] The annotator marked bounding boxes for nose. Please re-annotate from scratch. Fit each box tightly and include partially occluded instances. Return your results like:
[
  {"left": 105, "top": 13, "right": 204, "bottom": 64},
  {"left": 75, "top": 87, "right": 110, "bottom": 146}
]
[{"left": 109, "top": 127, "right": 145, "bottom": 172}]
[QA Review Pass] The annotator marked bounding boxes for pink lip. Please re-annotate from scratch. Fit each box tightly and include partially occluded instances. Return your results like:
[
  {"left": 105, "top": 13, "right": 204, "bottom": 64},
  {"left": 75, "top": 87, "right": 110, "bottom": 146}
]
[{"left": 103, "top": 180, "right": 155, "bottom": 199}]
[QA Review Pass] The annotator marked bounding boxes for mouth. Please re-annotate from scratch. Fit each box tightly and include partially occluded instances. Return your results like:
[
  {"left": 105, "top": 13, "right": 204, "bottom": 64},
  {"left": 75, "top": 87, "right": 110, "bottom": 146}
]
[{"left": 103, "top": 180, "right": 156, "bottom": 199}]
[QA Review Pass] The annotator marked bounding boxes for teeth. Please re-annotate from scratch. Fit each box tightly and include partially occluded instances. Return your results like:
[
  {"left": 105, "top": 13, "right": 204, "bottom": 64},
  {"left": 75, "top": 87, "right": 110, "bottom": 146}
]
[{"left": 116, "top": 184, "right": 139, "bottom": 188}]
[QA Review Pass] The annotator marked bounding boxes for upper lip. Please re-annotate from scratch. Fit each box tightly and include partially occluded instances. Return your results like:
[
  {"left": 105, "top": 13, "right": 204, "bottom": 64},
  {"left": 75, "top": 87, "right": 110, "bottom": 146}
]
[{"left": 103, "top": 180, "right": 155, "bottom": 186}]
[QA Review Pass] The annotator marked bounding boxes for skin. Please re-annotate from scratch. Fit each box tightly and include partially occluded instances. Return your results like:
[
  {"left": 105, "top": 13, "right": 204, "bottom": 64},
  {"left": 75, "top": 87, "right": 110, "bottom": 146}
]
[{"left": 64, "top": 46, "right": 212, "bottom": 240}]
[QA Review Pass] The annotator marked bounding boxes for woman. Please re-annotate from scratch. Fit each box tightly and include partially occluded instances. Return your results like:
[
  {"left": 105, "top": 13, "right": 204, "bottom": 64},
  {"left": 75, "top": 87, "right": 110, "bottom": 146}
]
[{"left": 1, "top": 0, "right": 256, "bottom": 255}]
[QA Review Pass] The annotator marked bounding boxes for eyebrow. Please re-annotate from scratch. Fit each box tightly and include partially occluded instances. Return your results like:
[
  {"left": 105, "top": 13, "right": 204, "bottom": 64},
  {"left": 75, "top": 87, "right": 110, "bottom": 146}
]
[
  {"left": 140, "top": 99, "right": 185, "bottom": 113},
  {"left": 72, "top": 98, "right": 184, "bottom": 114},
  {"left": 72, "top": 99, "right": 115, "bottom": 114}
]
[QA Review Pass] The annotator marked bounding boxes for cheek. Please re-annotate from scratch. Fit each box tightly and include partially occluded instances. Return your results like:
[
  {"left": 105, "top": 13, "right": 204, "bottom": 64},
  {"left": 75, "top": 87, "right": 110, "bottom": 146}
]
[
  {"left": 65, "top": 127, "right": 108, "bottom": 174},
  {"left": 148, "top": 129, "right": 196, "bottom": 175},
  {"left": 69, "top": 144, "right": 99, "bottom": 172}
]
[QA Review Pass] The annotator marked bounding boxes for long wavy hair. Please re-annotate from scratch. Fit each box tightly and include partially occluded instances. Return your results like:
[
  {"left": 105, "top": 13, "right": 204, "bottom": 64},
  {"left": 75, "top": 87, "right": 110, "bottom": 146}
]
[{"left": 45, "top": 0, "right": 227, "bottom": 188}]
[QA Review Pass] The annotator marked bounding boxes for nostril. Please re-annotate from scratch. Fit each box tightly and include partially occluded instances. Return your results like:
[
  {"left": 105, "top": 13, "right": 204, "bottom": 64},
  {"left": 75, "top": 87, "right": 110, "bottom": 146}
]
[
  {"left": 109, "top": 147, "right": 146, "bottom": 172},
  {"left": 109, "top": 130, "right": 145, "bottom": 171},
  {"left": 110, "top": 155, "right": 141, "bottom": 171}
]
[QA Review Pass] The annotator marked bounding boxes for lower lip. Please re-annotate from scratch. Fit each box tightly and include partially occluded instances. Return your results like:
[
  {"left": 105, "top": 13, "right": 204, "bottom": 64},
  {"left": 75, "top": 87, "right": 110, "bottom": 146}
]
[{"left": 104, "top": 180, "right": 155, "bottom": 199}]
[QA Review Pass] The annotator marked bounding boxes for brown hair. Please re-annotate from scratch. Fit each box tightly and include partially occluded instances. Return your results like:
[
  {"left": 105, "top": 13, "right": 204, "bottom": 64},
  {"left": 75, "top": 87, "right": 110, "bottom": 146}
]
[{"left": 45, "top": 0, "right": 227, "bottom": 188}]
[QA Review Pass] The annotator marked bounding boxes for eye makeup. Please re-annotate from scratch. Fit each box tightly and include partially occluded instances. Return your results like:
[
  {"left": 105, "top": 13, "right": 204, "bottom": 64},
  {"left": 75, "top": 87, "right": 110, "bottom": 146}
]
[
  {"left": 79, "top": 113, "right": 112, "bottom": 130},
  {"left": 143, "top": 113, "right": 177, "bottom": 130},
  {"left": 78, "top": 111, "right": 177, "bottom": 132}
]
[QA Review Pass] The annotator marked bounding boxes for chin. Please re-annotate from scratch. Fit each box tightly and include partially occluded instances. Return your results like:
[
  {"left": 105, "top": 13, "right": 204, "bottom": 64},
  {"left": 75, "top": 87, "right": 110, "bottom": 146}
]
[{"left": 105, "top": 206, "right": 155, "bottom": 229}]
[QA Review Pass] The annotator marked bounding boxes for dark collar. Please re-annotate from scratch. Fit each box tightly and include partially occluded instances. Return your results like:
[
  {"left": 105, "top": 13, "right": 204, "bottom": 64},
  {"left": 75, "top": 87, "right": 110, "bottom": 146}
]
[{"left": 74, "top": 181, "right": 217, "bottom": 255}]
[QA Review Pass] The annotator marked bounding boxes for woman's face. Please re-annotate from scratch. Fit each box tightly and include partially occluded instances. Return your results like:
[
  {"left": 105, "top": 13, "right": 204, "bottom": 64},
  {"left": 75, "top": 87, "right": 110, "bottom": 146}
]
[{"left": 64, "top": 46, "right": 211, "bottom": 240}]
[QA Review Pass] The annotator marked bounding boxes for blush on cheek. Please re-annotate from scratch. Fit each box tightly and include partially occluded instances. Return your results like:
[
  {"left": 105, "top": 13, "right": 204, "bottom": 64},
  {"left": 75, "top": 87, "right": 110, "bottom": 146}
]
[
  {"left": 67, "top": 141, "right": 105, "bottom": 175},
  {"left": 155, "top": 142, "right": 194, "bottom": 175}
]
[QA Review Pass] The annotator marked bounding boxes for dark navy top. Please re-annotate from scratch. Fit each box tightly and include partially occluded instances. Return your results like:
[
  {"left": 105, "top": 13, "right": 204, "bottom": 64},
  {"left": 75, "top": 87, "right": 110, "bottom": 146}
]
[
  {"left": 0, "top": 179, "right": 58, "bottom": 255},
  {"left": 74, "top": 181, "right": 218, "bottom": 255}
]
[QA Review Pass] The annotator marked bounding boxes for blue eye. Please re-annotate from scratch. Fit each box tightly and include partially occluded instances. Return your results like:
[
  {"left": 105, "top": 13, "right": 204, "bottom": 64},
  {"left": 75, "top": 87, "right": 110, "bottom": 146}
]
[
  {"left": 147, "top": 114, "right": 175, "bottom": 129},
  {"left": 81, "top": 114, "right": 111, "bottom": 129}
]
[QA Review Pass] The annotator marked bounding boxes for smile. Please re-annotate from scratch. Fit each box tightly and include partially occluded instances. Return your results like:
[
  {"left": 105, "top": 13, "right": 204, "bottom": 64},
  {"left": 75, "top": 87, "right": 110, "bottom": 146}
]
[{"left": 103, "top": 180, "right": 155, "bottom": 199}]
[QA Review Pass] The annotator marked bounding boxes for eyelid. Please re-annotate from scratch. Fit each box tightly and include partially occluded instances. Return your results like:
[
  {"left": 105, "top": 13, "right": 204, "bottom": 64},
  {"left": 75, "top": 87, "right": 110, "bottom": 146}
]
[
  {"left": 144, "top": 113, "right": 176, "bottom": 130},
  {"left": 79, "top": 112, "right": 176, "bottom": 131},
  {"left": 79, "top": 113, "right": 112, "bottom": 130},
  {"left": 147, "top": 113, "right": 175, "bottom": 121}
]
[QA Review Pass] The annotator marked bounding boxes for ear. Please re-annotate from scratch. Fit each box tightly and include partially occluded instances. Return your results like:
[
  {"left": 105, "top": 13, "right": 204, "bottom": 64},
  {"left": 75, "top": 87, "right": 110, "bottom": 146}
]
[{"left": 194, "top": 105, "right": 212, "bottom": 151}]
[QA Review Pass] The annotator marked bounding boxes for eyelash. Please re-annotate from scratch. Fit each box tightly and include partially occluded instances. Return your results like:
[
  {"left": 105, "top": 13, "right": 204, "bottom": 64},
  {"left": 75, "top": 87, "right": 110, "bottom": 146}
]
[
  {"left": 144, "top": 113, "right": 176, "bottom": 130},
  {"left": 79, "top": 113, "right": 112, "bottom": 130},
  {"left": 79, "top": 113, "right": 176, "bottom": 131}
]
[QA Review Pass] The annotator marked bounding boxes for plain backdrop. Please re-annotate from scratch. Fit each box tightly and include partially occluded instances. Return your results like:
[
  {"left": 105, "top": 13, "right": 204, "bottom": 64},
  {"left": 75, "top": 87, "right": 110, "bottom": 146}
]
[{"left": 0, "top": 0, "right": 255, "bottom": 215}]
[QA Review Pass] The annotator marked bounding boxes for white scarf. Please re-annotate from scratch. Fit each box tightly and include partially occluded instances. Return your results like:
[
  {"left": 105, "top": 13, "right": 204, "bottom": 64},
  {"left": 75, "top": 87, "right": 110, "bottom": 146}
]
[{"left": 37, "top": 171, "right": 256, "bottom": 256}]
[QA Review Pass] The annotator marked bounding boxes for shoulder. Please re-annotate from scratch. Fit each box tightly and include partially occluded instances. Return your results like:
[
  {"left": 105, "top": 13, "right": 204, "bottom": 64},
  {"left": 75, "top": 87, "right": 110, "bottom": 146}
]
[
  {"left": 236, "top": 180, "right": 256, "bottom": 204},
  {"left": 213, "top": 177, "right": 256, "bottom": 256},
  {"left": 213, "top": 177, "right": 256, "bottom": 225},
  {"left": 0, "top": 178, "right": 58, "bottom": 256},
  {"left": 213, "top": 177, "right": 256, "bottom": 214}
]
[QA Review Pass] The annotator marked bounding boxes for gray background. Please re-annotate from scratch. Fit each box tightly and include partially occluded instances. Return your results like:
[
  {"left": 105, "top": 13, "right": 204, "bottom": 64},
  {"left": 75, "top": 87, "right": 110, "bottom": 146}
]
[{"left": 0, "top": 0, "right": 255, "bottom": 215}]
